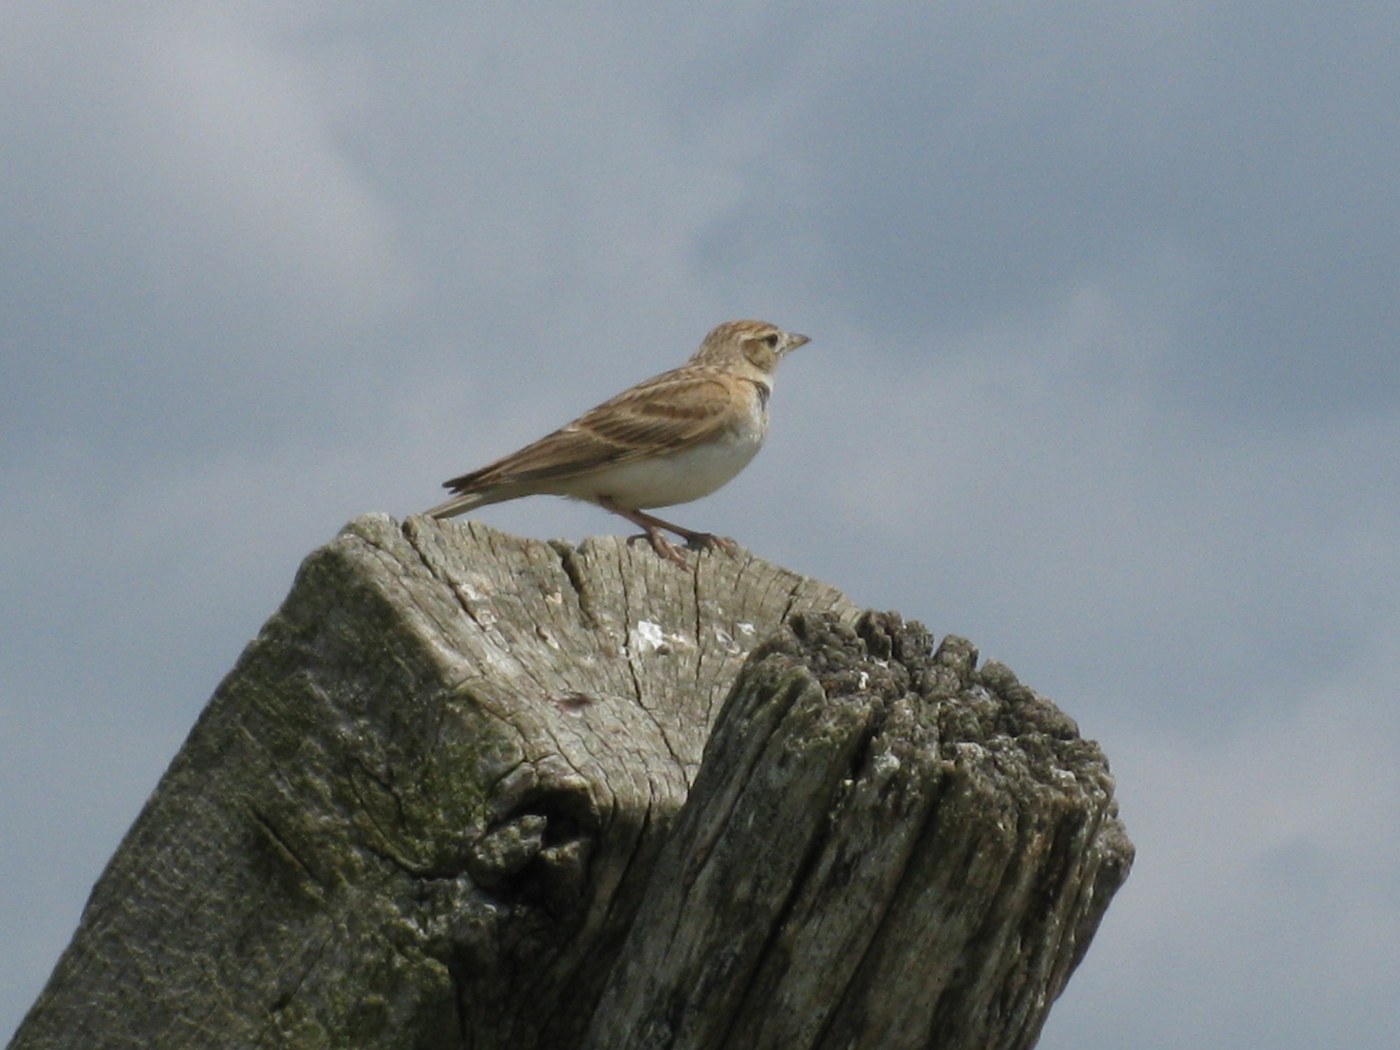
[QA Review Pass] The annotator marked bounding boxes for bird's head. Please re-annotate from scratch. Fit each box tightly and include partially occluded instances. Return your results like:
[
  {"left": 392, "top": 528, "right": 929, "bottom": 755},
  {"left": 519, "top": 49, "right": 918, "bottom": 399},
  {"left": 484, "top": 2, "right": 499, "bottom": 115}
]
[{"left": 691, "top": 319, "right": 810, "bottom": 374}]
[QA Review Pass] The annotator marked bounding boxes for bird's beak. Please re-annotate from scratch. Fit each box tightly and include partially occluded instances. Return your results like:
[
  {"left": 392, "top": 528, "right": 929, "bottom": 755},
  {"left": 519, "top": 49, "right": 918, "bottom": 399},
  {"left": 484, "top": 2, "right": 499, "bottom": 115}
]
[{"left": 784, "top": 332, "right": 811, "bottom": 354}]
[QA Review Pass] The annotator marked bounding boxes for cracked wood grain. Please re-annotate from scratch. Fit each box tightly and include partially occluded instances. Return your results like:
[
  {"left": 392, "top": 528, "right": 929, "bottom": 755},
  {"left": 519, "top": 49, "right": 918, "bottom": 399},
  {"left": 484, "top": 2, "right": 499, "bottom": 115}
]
[{"left": 11, "top": 515, "right": 1130, "bottom": 1050}]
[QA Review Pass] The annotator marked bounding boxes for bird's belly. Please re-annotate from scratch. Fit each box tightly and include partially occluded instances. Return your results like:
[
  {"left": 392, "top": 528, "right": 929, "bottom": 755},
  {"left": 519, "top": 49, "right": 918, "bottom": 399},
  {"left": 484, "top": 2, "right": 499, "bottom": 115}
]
[{"left": 559, "top": 428, "right": 765, "bottom": 509}]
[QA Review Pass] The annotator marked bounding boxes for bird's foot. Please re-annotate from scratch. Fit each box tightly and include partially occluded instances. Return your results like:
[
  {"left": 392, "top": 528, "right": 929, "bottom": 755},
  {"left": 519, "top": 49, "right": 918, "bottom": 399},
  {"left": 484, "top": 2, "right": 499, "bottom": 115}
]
[
  {"left": 607, "top": 500, "right": 737, "bottom": 566},
  {"left": 622, "top": 529, "right": 688, "bottom": 567},
  {"left": 683, "top": 531, "right": 738, "bottom": 555}
]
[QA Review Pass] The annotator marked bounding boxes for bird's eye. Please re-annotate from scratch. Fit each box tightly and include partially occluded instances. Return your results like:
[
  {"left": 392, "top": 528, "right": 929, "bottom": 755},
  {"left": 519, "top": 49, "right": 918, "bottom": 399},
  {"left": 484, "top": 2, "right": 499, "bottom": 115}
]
[{"left": 762, "top": 333, "right": 780, "bottom": 349}]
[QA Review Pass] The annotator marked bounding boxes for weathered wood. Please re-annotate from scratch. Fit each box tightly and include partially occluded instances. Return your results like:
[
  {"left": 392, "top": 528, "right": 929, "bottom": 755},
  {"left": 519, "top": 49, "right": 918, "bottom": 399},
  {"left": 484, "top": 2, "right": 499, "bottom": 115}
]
[
  {"left": 10, "top": 514, "right": 1131, "bottom": 1050},
  {"left": 581, "top": 613, "right": 1133, "bottom": 1050}
]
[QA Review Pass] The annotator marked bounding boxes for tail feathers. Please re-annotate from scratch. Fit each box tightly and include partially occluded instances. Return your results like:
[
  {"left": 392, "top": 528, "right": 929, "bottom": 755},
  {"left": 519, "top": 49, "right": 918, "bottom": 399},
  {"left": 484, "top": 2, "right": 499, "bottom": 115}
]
[{"left": 425, "top": 488, "right": 495, "bottom": 520}]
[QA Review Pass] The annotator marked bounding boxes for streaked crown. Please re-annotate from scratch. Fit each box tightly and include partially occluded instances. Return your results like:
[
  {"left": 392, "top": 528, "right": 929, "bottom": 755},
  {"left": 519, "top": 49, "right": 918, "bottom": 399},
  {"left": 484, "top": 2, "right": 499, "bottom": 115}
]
[{"left": 689, "top": 319, "right": 810, "bottom": 373}]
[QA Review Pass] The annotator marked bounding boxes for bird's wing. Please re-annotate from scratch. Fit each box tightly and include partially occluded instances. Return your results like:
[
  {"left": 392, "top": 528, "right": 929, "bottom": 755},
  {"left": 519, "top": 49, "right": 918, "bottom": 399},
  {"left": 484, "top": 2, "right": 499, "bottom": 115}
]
[{"left": 442, "top": 366, "right": 749, "bottom": 494}]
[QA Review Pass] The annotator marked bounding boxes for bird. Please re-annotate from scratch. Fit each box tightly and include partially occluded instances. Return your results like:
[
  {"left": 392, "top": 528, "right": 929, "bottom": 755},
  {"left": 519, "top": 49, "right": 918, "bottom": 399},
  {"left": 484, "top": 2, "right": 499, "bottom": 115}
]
[{"left": 425, "top": 319, "right": 810, "bottom": 565}]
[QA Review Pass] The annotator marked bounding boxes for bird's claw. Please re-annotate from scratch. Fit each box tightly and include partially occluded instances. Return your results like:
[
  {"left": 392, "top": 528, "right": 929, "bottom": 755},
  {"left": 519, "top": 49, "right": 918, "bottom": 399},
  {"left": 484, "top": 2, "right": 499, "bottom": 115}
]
[
  {"left": 686, "top": 532, "right": 738, "bottom": 555},
  {"left": 626, "top": 530, "right": 691, "bottom": 567},
  {"left": 624, "top": 529, "right": 737, "bottom": 567}
]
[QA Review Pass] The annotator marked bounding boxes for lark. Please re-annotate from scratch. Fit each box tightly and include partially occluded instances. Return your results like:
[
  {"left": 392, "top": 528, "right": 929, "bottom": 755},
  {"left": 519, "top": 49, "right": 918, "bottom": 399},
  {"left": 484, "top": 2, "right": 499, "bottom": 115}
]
[{"left": 425, "top": 319, "right": 810, "bottom": 565}]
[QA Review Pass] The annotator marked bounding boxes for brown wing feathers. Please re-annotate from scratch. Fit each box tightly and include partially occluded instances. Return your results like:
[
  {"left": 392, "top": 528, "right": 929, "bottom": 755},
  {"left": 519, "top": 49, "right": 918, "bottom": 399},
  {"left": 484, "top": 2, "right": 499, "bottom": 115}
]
[{"left": 442, "top": 368, "right": 737, "bottom": 495}]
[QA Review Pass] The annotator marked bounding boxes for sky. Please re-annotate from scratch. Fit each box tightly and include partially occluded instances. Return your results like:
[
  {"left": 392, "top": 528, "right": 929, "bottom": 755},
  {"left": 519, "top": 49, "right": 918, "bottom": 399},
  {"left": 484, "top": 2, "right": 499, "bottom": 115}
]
[{"left": 3, "top": 3, "right": 1398, "bottom": 1046}]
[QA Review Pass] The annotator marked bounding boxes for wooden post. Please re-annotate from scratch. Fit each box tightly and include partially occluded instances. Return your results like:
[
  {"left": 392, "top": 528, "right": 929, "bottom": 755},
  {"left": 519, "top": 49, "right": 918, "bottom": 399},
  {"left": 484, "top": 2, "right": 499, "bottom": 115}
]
[{"left": 11, "top": 515, "right": 1131, "bottom": 1050}]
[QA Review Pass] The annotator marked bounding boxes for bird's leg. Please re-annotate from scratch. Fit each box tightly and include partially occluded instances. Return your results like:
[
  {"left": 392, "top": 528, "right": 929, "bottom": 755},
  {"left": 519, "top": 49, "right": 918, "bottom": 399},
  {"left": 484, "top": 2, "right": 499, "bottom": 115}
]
[{"left": 598, "top": 500, "right": 737, "bottom": 565}]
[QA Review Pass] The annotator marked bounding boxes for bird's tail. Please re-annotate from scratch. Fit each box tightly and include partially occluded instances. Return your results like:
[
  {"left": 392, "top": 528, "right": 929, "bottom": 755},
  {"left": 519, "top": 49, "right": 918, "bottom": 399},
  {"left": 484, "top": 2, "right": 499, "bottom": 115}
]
[{"left": 424, "top": 489, "right": 493, "bottom": 520}]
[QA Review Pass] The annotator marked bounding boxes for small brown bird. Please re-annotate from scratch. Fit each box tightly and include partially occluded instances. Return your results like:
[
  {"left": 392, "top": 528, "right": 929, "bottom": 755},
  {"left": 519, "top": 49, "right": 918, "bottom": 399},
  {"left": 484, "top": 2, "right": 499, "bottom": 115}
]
[{"left": 426, "top": 319, "right": 810, "bottom": 565}]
